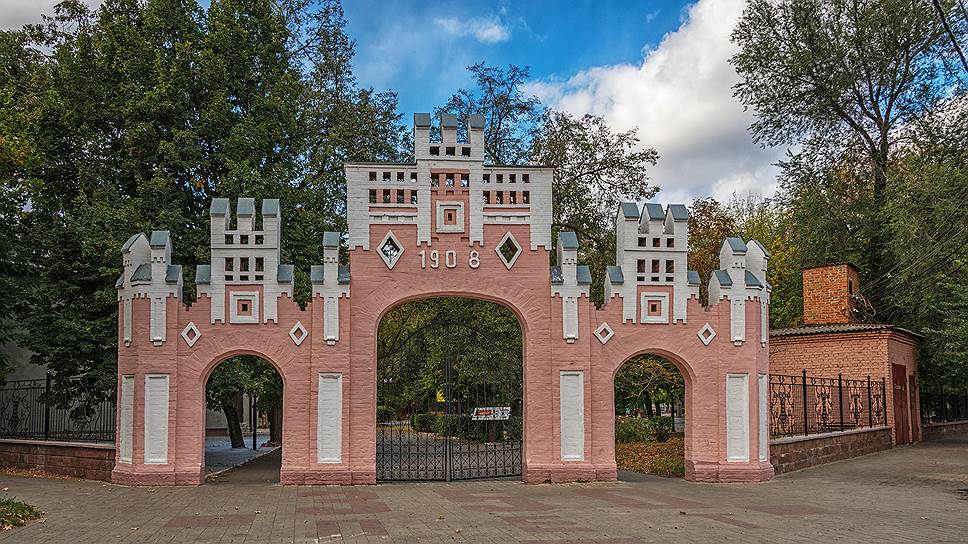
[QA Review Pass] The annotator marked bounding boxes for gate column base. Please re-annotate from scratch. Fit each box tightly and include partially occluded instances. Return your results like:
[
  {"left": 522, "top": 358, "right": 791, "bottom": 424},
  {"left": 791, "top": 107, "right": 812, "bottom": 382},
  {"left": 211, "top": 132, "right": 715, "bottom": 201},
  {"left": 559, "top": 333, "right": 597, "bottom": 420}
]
[
  {"left": 685, "top": 460, "right": 774, "bottom": 483},
  {"left": 112, "top": 467, "right": 205, "bottom": 486},
  {"left": 283, "top": 468, "right": 375, "bottom": 485},
  {"left": 523, "top": 463, "right": 616, "bottom": 483}
]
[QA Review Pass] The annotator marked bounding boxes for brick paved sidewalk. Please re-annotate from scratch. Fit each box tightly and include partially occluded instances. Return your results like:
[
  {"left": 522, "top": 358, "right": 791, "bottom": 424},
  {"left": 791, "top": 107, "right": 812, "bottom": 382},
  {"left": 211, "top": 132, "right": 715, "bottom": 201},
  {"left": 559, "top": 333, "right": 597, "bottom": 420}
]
[{"left": 1, "top": 436, "right": 966, "bottom": 543}]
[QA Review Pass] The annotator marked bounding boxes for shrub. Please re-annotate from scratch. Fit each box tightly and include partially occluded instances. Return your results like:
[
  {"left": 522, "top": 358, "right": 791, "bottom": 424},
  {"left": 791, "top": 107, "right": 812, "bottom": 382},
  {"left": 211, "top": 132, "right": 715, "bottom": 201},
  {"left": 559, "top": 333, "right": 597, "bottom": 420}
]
[
  {"left": 410, "top": 413, "right": 435, "bottom": 433},
  {"left": 376, "top": 405, "right": 396, "bottom": 422},
  {"left": 650, "top": 416, "right": 674, "bottom": 442},
  {"left": 615, "top": 416, "right": 652, "bottom": 443}
]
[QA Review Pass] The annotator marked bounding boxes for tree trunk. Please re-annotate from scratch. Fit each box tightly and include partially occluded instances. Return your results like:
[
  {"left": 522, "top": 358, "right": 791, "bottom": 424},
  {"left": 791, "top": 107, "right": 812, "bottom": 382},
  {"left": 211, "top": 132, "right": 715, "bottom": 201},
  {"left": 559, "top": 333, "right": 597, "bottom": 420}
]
[
  {"left": 643, "top": 392, "right": 654, "bottom": 418},
  {"left": 867, "top": 148, "right": 890, "bottom": 314},
  {"left": 268, "top": 401, "right": 282, "bottom": 444},
  {"left": 221, "top": 394, "right": 245, "bottom": 448}
]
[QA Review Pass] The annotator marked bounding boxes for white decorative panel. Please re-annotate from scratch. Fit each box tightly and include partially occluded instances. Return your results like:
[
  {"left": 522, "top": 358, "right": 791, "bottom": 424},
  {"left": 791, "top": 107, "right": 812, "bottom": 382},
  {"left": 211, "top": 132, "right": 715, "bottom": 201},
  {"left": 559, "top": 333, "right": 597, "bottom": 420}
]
[
  {"left": 144, "top": 374, "right": 170, "bottom": 464},
  {"left": 730, "top": 298, "right": 745, "bottom": 343},
  {"left": 759, "top": 373, "right": 769, "bottom": 462},
  {"left": 563, "top": 297, "right": 578, "bottom": 343},
  {"left": 289, "top": 321, "right": 308, "bottom": 346},
  {"left": 697, "top": 323, "right": 716, "bottom": 346},
  {"left": 180, "top": 321, "right": 201, "bottom": 347},
  {"left": 324, "top": 296, "right": 339, "bottom": 344},
  {"left": 119, "top": 375, "right": 134, "bottom": 464},
  {"left": 559, "top": 371, "right": 584, "bottom": 461},
  {"left": 229, "top": 291, "right": 260, "bottom": 324},
  {"left": 726, "top": 373, "right": 749, "bottom": 462},
  {"left": 317, "top": 373, "right": 342, "bottom": 463},
  {"left": 149, "top": 298, "right": 166, "bottom": 344},
  {"left": 639, "top": 292, "right": 669, "bottom": 324},
  {"left": 123, "top": 299, "right": 132, "bottom": 344},
  {"left": 594, "top": 322, "right": 614, "bottom": 344}
]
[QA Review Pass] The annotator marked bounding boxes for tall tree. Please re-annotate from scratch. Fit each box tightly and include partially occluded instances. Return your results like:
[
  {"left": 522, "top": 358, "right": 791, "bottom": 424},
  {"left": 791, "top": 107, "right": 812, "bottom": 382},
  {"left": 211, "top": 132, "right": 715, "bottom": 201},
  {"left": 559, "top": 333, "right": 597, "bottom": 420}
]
[{"left": 730, "top": 0, "right": 965, "bottom": 311}]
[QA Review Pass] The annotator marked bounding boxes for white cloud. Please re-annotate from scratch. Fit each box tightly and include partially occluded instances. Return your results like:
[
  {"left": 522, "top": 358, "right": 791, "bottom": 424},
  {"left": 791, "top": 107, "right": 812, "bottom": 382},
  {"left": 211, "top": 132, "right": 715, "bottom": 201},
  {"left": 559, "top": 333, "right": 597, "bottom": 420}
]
[
  {"left": 0, "top": 0, "right": 102, "bottom": 30},
  {"left": 528, "top": 0, "right": 784, "bottom": 205},
  {"left": 434, "top": 15, "right": 510, "bottom": 44}
]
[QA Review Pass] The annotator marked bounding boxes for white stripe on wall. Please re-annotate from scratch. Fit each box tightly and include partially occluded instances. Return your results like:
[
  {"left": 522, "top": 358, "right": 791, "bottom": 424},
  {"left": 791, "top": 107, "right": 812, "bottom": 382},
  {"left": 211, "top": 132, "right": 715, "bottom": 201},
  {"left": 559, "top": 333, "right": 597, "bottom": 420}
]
[
  {"left": 559, "top": 371, "right": 584, "bottom": 461},
  {"left": 759, "top": 373, "right": 769, "bottom": 462},
  {"left": 144, "top": 374, "right": 169, "bottom": 464},
  {"left": 317, "top": 373, "right": 342, "bottom": 463},
  {"left": 119, "top": 375, "right": 134, "bottom": 464},
  {"left": 726, "top": 373, "right": 750, "bottom": 462}
]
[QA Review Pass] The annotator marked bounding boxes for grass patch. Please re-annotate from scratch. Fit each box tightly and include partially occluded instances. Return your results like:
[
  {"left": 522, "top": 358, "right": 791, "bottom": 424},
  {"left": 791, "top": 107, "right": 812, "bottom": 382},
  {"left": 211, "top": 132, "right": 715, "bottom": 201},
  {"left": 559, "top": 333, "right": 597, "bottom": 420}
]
[
  {"left": 615, "top": 437, "right": 685, "bottom": 478},
  {"left": 0, "top": 499, "right": 41, "bottom": 531}
]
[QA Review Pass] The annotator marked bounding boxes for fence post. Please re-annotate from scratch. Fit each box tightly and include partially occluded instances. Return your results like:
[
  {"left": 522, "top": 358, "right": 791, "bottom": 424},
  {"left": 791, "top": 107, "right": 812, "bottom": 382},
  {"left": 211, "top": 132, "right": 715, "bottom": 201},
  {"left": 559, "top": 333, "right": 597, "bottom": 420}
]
[
  {"left": 838, "top": 373, "right": 844, "bottom": 432},
  {"left": 867, "top": 376, "right": 873, "bottom": 428},
  {"left": 802, "top": 369, "right": 809, "bottom": 436},
  {"left": 881, "top": 377, "right": 888, "bottom": 427},
  {"left": 43, "top": 372, "right": 51, "bottom": 441}
]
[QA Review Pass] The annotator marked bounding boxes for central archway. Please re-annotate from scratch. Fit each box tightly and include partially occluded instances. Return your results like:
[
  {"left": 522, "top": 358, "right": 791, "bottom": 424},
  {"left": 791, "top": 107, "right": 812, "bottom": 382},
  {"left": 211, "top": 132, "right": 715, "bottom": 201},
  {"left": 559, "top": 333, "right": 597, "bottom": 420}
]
[{"left": 375, "top": 297, "right": 524, "bottom": 481}]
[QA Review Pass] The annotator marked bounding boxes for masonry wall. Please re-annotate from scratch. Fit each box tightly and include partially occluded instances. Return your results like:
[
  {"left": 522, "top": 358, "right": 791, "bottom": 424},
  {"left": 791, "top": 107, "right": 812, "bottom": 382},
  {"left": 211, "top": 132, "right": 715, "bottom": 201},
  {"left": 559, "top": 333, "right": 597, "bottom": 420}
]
[
  {"left": 770, "top": 330, "right": 920, "bottom": 445},
  {"left": 922, "top": 421, "right": 968, "bottom": 441},
  {"left": 802, "top": 264, "right": 859, "bottom": 325},
  {"left": 0, "top": 439, "right": 116, "bottom": 481},
  {"left": 769, "top": 426, "right": 892, "bottom": 474}
]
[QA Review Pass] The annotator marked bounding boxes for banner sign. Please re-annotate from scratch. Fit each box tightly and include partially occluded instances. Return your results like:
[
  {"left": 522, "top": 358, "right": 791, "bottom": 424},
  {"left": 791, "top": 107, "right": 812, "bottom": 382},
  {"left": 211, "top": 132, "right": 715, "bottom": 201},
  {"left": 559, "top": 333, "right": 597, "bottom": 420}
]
[{"left": 471, "top": 406, "right": 511, "bottom": 421}]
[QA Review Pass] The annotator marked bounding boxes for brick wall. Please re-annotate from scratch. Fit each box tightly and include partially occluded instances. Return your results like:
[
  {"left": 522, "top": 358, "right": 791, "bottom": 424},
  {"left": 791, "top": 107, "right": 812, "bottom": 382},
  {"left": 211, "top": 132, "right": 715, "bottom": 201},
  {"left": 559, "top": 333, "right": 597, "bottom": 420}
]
[
  {"left": 769, "top": 426, "right": 892, "bottom": 474},
  {"left": 802, "top": 264, "right": 859, "bottom": 325},
  {"left": 0, "top": 439, "right": 116, "bottom": 481}
]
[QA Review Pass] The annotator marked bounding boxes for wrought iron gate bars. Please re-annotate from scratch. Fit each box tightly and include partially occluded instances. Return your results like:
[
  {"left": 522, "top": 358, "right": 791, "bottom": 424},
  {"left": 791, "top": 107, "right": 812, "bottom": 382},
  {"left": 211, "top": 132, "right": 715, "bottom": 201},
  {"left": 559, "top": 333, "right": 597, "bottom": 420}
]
[{"left": 769, "top": 370, "right": 888, "bottom": 438}]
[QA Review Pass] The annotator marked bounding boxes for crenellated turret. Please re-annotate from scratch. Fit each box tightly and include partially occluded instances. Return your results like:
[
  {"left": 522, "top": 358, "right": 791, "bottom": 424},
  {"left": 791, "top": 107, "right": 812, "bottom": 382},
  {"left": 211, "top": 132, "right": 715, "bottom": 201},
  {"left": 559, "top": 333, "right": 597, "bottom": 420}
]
[
  {"left": 312, "top": 231, "right": 351, "bottom": 345},
  {"left": 116, "top": 230, "right": 182, "bottom": 346},
  {"left": 708, "top": 237, "right": 771, "bottom": 345},
  {"left": 198, "top": 198, "right": 292, "bottom": 324},
  {"left": 550, "top": 232, "right": 591, "bottom": 343}
]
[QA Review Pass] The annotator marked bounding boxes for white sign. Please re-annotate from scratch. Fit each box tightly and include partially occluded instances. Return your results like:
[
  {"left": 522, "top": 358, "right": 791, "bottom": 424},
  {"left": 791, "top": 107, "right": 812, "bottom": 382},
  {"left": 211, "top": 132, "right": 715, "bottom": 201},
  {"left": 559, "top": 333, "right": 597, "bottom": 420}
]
[{"left": 471, "top": 406, "right": 511, "bottom": 421}]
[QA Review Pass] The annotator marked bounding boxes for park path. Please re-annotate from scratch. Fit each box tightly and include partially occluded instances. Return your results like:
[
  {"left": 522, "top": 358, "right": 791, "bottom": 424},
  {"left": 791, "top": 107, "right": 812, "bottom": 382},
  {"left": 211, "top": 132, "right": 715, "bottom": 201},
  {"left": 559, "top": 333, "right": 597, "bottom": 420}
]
[{"left": 1, "top": 435, "right": 966, "bottom": 543}]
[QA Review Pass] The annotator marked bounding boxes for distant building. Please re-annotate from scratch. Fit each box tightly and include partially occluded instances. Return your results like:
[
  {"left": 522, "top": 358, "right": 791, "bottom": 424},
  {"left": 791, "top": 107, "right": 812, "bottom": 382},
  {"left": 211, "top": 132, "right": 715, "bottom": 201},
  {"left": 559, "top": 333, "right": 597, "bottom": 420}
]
[{"left": 770, "top": 263, "right": 922, "bottom": 444}]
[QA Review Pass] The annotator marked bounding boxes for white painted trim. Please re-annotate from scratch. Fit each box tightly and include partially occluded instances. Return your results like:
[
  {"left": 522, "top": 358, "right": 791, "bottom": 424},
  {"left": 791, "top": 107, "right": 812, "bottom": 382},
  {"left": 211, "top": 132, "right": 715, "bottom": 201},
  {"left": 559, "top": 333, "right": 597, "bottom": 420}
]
[
  {"left": 317, "top": 373, "right": 342, "bottom": 463},
  {"left": 559, "top": 371, "right": 585, "bottom": 461},
  {"left": 143, "top": 374, "right": 169, "bottom": 464},
  {"left": 435, "top": 201, "right": 465, "bottom": 233},
  {"left": 639, "top": 292, "right": 669, "bottom": 324},
  {"left": 726, "top": 373, "right": 750, "bottom": 462},
  {"left": 119, "top": 375, "right": 134, "bottom": 464},
  {"left": 229, "top": 291, "right": 260, "bottom": 324},
  {"left": 758, "top": 373, "right": 769, "bottom": 462}
]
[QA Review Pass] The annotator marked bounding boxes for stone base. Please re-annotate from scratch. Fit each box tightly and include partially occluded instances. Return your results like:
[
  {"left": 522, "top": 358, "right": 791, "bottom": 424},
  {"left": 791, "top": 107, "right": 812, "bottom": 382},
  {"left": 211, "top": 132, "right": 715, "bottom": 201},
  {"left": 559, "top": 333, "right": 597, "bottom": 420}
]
[
  {"left": 686, "top": 460, "right": 775, "bottom": 483},
  {"left": 523, "top": 463, "right": 617, "bottom": 483},
  {"left": 111, "top": 467, "right": 204, "bottom": 486},
  {"left": 281, "top": 468, "right": 375, "bottom": 485}
]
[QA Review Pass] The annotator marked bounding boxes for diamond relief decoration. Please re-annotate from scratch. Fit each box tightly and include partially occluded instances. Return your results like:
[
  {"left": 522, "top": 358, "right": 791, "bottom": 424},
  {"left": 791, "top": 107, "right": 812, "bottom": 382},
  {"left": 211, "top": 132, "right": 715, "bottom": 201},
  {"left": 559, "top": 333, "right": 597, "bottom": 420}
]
[
  {"left": 495, "top": 232, "right": 523, "bottom": 269},
  {"left": 378, "top": 230, "right": 404, "bottom": 270},
  {"left": 180, "top": 322, "right": 201, "bottom": 347},
  {"left": 697, "top": 323, "right": 716, "bottom": 346},
  {"left": 289, "top": 321, "right": 308, "bottom": 346},
  {"left": 594, "top": 322, "right": 615, "bottom": 345}
]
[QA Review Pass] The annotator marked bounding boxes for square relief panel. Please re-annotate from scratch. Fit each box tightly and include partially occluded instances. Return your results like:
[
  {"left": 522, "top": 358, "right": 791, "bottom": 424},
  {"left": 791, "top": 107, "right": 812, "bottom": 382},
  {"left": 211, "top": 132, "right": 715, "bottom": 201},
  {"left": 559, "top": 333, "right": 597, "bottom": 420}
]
[
  {"left": 639, "top": 292, "right": 669, "bottom": 324},
  {"left": 230, "top": 291, "right": 260, "bottom": 324},
  {"left": 435, "top": 201, "right": 465, "bottom": 234}
]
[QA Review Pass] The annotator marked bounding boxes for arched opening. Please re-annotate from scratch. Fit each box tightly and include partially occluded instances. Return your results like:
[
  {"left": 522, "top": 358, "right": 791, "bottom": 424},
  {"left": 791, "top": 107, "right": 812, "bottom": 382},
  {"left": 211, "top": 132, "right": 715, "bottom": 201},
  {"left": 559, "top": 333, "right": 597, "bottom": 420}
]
[
  {"left": 376, "top": 297, "right": 523, "bottom": 481},
  {"left": 613, "top": 354, "right": 687, "bottom": 478},
  {"left": 203, "top": 355, "right": 284, "bottom": 482}
]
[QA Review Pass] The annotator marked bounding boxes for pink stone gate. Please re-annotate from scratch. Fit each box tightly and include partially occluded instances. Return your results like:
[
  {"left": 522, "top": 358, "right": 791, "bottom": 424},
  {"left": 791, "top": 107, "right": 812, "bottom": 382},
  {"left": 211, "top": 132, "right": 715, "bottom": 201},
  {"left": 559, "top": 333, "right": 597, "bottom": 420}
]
[{"left": 112, "top": 113, "right": 774, "bottom": 486}]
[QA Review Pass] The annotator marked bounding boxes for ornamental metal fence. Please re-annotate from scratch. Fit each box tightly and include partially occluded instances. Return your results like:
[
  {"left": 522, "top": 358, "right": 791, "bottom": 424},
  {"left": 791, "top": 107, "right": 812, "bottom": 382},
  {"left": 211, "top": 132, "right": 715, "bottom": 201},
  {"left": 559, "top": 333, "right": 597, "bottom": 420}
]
[
  {"left": 920, "top": 387, "right": 968, "bottom": 424},
  {"left": 0, "top": 374, "right": 116, "bottom": 442},
  {"left": 769, "top": 370, "right": 888, "bottom": 439}
]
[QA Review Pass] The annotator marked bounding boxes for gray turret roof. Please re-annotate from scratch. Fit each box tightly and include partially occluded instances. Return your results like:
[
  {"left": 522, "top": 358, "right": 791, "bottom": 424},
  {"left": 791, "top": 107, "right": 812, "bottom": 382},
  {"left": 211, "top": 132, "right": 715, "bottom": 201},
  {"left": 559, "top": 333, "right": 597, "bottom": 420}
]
[
  {"left": 262, "top": 199, "right": 280, "bottom": 217},
  {"left": 620, "top": 202, "right": 640, "bottom": 219},
  {"left": 237, "top": 198, "right": 255, "bottom": 216},
  {"left": 322, "top": 231, "right": 340, "bottom": 249},
  {"left": 712, "top": 269, "right": 732, "bottom": 287},
  {"left": 277, "top": 264, "right": 294, "bottom": 283},
  {"left": 210, "top": 198, "right": 230, "bottom": 216},
  {"left": 558, "top": 231, "right": 579, "bottom": 250},
  {"left": 576, "top": 265, "right": 592, "bottom": 285},
  {"left": 749, "top": 239, "right": 771, "bottom": 258},
  {"left": 121, "top": 233, "right": 143, "bottom": 253},
  {"left": 668, "top": 204, "right": 689, "bottom": 221},
  {"left": 726, "top": 237, "right": 748, "bottom": 253},
  {"left": 607, "top": 266, "right": 625, "bottom": 285},
  {"left": 149, "top": 230, "right": 170, "bottom": 249},
  {"left": 165, "top": 265, "right": 181, "bottom": 284},
  {"left": 337, "top": 266, "right": 351, "bottom": 285},
  {"left": 439, "top": 113, "right": 458, "bottom": 128},
  {"left": 196, "top": 265, "right": 211, "bottom": 285},
  {"left": 687, "top": 270, "right": 701, "bottom": 286},
  {"left": 414, "top": 112, "right": 431, "bottom": 127},
  {"left": 745, "top": 270, "right": 762, "bottom": 288},
  {"left": 130, "top": 263, "right": 152, "bottom": 283},
  {"left": 310, "top": 265, "right": 324, "bottom": 284},
  {"left": 468, "top": 114, "right": 485, "bottom": 129},
  {"left": 644, "top": 203, "right": 665, "bottom": 221},
  {"left": 549, "top": 266, "right": 563, "bottom": 285},
  {"left": 115, "top": 274, "right": 125, "bottom": 289}
]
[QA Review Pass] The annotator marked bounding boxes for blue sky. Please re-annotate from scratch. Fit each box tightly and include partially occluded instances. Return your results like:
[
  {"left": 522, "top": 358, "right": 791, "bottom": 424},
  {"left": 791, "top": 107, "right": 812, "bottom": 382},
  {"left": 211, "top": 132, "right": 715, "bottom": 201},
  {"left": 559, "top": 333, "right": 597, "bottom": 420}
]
[{"left": 3, "top": 0, "right": 783, "bottom": 203}]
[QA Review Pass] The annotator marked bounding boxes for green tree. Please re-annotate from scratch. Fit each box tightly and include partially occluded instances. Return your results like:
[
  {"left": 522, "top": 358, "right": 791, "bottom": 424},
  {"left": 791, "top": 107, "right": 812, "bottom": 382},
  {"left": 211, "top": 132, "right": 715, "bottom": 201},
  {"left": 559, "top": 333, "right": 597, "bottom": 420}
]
[
  {"left": 206, "top": 356, "right": 282, "bottom": 448},
  {"left": 731, "top": 0, "right": 965, "bottom": 310}
]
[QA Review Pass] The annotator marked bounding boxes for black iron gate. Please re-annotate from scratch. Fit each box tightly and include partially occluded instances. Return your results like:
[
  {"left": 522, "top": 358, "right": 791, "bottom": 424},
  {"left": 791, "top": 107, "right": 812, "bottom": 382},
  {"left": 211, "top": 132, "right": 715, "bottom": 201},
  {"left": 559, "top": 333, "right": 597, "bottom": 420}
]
[{"left": 376, "top": 305, "right": 522, "bottom": 481}]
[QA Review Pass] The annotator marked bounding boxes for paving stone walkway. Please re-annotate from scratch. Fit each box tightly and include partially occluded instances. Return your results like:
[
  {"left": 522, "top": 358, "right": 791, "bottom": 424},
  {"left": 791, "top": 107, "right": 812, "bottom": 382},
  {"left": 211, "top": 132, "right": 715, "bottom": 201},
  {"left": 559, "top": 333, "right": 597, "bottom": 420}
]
[{"left": 1, "top": 435, "right": 966, "bottom": 543}]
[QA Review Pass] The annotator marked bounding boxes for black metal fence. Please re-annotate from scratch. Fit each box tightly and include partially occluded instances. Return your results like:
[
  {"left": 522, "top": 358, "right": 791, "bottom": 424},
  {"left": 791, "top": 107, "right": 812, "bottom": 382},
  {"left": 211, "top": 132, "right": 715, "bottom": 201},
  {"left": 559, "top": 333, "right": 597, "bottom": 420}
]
[
  {"left": 920, "top": 387, "right": 968, "bottom": 424},
  {"left": 0, "top": 375, "right": 116, "bottom": 442},
  {"left": 769, "top": 370, "right": 888, "bottom": 439}
]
